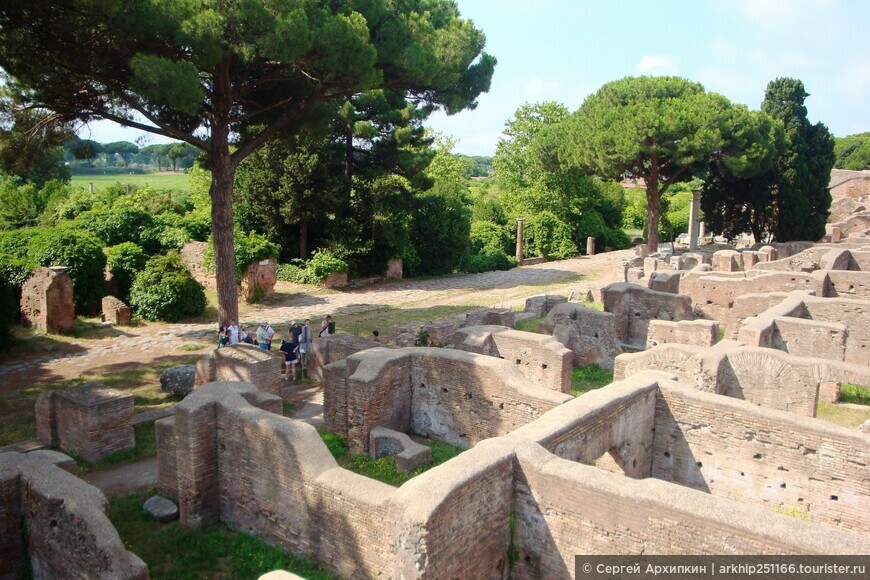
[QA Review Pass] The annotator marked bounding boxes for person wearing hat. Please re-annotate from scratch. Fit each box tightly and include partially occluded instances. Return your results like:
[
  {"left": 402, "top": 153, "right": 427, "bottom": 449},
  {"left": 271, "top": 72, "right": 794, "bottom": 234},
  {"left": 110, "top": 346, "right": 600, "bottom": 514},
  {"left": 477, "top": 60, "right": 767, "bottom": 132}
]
[
  {"left": 256, "top": 320, "right": 275, "bottom": 350},
  {"left": 289, "top": 320, "right": 303, "bottom": 344}
]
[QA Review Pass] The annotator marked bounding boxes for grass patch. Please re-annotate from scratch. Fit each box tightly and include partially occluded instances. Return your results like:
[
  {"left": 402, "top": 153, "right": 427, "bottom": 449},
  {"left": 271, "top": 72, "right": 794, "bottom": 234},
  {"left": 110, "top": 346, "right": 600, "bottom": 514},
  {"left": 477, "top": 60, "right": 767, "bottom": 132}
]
[
  {"left": 717, "top": 326, "right": 726, "bottom": 343},
  {"left": 571, "top": 364, "right": 613, "bottom": 396},
  {"left": 816, "top": 401, "right": 870, "bottom": 429},
  {"left": 108, "top": 489, "right": 332, "bottom": 579},
  {"left": 338, "top": 304, "right": 471, "bottom": 340},
  {"left": 282, "top": 400, "right": 296, "bottom": 417},
  {"left": 0, "top": 357, "right": 194, "bottom": 447},
  {"left": 318, "top": 430, "right": 463, "bottom": 487},
  {"left": 514, "top": 316, "right": 546, "bottom": 334},
  {"left": 839, "top": 383, "right": 870, "bottom": 405},
  {"left": 71, "top": 172, "right": 191, "bottom": 192},
  {"left": 177, "top": 342, "right": 209, "bottom": 352},
  {"left": 72, "top": 423, "right": 157, "bottom": 475}
]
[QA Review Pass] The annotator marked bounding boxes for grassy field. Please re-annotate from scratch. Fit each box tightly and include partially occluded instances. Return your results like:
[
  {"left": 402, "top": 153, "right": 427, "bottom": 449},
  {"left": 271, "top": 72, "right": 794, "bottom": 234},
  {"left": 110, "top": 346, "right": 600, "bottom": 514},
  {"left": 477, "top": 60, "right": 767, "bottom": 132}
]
[{"left": 71, "top": 171, "right": 190, "bottom": 192}]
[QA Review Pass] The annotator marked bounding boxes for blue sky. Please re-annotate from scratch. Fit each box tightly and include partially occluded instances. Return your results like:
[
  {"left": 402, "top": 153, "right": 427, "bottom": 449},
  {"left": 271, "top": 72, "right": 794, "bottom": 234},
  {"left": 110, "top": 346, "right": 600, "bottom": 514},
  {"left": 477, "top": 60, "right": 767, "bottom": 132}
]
[{"left": 80, "top": 0, "right": 869, "bottom": 156}]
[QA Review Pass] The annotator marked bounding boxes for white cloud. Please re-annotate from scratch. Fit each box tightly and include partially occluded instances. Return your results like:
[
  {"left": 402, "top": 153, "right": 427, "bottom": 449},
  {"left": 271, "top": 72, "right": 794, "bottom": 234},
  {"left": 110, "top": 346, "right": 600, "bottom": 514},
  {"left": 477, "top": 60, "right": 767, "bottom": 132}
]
[{"left": 637, "top": 55, "right": 677, "bottom": 74}]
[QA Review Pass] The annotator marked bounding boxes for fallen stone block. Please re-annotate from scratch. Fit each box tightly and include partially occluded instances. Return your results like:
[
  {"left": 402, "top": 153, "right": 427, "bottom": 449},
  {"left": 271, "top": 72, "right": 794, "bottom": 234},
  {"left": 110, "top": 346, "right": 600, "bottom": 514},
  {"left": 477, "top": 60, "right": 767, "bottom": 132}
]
[
  {"left": 160, "top": 364, "right": 196, "bottom": 398},
  {"left": 369, "top": 426, "right": 432, "bottom": 473},
  {"left": 143, "top": 495, "right": 179, "bottom": 523}
]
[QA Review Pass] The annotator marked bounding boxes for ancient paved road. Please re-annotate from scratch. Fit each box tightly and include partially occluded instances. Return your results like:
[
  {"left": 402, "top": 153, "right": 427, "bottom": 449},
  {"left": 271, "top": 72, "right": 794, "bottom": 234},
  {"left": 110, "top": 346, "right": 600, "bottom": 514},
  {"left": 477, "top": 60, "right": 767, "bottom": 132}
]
[{"left": 0, "top": 250, "right": 633, "bottom": 393}]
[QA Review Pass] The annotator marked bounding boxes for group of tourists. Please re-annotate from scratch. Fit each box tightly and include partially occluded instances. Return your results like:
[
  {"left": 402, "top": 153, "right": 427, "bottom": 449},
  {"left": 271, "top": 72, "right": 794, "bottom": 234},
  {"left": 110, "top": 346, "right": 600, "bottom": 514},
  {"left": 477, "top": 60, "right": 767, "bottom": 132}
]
[{"left": 217, "top": 315, "right": 337, "bottom": 382}]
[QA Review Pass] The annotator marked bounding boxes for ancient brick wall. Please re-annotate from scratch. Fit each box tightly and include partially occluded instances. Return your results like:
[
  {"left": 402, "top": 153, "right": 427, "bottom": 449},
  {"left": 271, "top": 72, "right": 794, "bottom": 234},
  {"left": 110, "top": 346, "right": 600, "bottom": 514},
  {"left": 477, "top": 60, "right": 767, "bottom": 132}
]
[
  {"left": 308, "top": 333, "right": 380, "bottom": 382},
  {"left": 646, "top": 319, "right": 718, "bottom": 348},
  {"left": 19, "top": 267, "right": 75, "bottom": 333},
  {"left": 679, "top": 270, "right": 825, "bottom": 321},
  {"left": 240, "top": 257, "right": 277, "bottom": 303},
  {"left": 510, "top": 441, "right": 867, "bottom": 577},
  {"left": 614, "top": 344, "right": 701, "bottom": 384},
  {"left": 601, "top": 283, "right": 692, "bottom": 346},
  {"left": 727, "top": 291, "right": 796, "bottom": 339},
  {"left": 827, "top": 270, "right": 870, "bottom": 298},
  {"left": 0, "top": 451, "right": 147, "bottom": 579},
  {"left": 346, "top": 350, "right": 413, "bottom": 453},
  {"left": 453, "top": 325, "right": 573, "bottom": 393},
  {"left": 198, "top": 344, "right": 283, "bottom": 394},
  {"left": 510, "top": 378, "right": 658, "bottom": 479},
  {"left": 35, "top": 383, "right": 135, "bottom": 462},
  {"left": 652, "top": 384, "right": 870, "bottom": 532},
  {"left": 542, "top": 303, "right": 622, "bottom": 369}
]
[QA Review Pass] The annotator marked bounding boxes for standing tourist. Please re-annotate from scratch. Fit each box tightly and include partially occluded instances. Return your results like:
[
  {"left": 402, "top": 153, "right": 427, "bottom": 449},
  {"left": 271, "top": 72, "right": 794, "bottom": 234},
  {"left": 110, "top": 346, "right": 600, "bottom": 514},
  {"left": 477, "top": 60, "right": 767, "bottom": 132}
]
[
  {"left": 227, "top": 319, "right": 240, "bottom": 344},
  {"left": 257, "top": 320, "right": 275, "bottom": 350}
]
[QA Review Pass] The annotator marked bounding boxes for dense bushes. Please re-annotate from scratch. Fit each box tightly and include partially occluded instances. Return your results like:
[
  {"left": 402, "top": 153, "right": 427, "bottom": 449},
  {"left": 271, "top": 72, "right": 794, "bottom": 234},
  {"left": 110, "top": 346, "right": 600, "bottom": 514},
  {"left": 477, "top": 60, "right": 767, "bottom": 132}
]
[
  {"left": 129, "top": 252, "right": 205, "bottom": 321},
  {"left": 105, "top": 242, "right": 147, "bottom": 300},
  {"left": 276, "top": 249, "right": 349, "bottom": 285},
  {"left": 204, "top": 230, "right": 280, "bottom": 283},
  {"left": 0, "top": 257, "right": 18, "bottom": 345},
  {"left": 24, "top": 226, "right": 106, "bottom": 314}
]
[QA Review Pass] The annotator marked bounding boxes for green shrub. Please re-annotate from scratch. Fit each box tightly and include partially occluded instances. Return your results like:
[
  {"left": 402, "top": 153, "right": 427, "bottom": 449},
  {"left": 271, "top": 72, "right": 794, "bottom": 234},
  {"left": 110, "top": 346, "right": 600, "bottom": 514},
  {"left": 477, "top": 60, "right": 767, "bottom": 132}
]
[
  {"left": 0, "top": 267, "right": 15, "bottom": 345},
  {"left": 105, "top": 242, "right": 147, "bottom": 300},
  {"left": 129, "top": 252, "right": 206, "bottom": 321},
  {"left": 840, "top": 383, "right": 870, "bottom": 405},
  {"left": 306, "top": 248, "right": 347, "bottom": 280},
  {"left": 469, "top": 220, "right": 512, "bottom": 256},
  {"left": 0, "top": 249, "right": 35, "bottom": 285},
  {"left": 527, "top": 212, "right": 577, "bottom": 260},
  {"left": 407, "top": 191, "right": 472, "bottom": 277},
  {"left": 204, "top": 230, "right": 279, "bottom": 283},
  {"left": 27, "top": 225, "right": 107, "bottom": 314},
  {"left": 464, "top": 251, "right": 517, "bottom": 273},
  {"left": 276, "top": 261, "right": 316, "bottom": 284},
  {"left": 77, "top": 207, "right": 158, "bottom": 250}
]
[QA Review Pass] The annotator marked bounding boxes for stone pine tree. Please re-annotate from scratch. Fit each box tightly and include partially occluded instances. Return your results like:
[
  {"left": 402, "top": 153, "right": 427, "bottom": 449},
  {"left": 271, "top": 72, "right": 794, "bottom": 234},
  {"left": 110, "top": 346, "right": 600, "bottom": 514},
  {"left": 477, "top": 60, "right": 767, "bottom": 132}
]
[
  {"left": 561, "top": 76, "right": 776, "bottom": 253},
  {"left": 0, "top": 0, "right": 495, "bottom": 325},
  {"left": 761, "top": 78, "right": 835, "bottom": 242}
]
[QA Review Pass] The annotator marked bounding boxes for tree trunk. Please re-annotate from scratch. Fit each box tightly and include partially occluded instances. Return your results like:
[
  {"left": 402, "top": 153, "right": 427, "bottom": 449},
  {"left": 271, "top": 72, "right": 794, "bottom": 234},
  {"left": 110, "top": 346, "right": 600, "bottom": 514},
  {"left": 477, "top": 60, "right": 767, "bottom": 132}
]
[
  {"left": 299, "top": 220, "right": 308, "bottom": 260},
  {"left": 646, "top": 163, "right": 660, "bottom": 254},
  {"left": 209, "top": 125, "right": 239, "bottom": 327}
]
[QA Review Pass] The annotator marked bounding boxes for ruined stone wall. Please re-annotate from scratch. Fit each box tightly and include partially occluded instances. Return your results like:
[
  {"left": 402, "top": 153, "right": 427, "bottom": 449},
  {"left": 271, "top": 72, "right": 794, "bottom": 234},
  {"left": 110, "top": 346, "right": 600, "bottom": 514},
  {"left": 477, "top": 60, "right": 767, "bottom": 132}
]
[
  {"left": 827, "top": 270, "right": 870, "bottom": 298},
  {"left": 727, "top": 292, "right": 796, "bottom": 339},
  {"left": 308, "top": 333, "right": 381, "bottom": 382},
  {"left": 542, "top": 303, "right": 622, "bottom": 370},
  {"left": 509, "top": 378, "right": 658, "bottom": 479},
  {"left": 453, "top": 325, "right": 572, "bottom": 393},
  {"left": 35, "top": 384, "right": 135, "bottom": 462},
  {"left": 652, "top": 384, "right": 870, "bottom": 533},
  {"left": 679, "top": 270, "right": 825, "bottom": 321},
  {"left": 601, "top": 283, "right": 692, "bottom": 346},
  {"left": 19, "top": 267, "right": 75, "bottom": 333},
  {"left": 346, "top": 350, "right": 412, "bottom": 453},
  {"left": 0, "top": 451, "right": 147, "bottom": 579},
  {"left": 804, "top": 299, "right": 870, "bottom": 365},
  {"left": 196, "top": 344, "right": 283, "bottom": 394},
  {"left": 511, "top": 441, "right": 866, "bottom": 577},
  {"left": 408, "top": 349, "right": 571, "bottom": 450},
  {"left": 646, "top": 319, "right": 718, "bottom": 348}
]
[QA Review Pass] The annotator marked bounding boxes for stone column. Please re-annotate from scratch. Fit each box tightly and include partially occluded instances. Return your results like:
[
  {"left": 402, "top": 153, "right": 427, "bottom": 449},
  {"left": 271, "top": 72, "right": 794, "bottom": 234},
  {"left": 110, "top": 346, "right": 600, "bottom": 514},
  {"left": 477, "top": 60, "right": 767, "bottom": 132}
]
[
  {"left": 699, "top": 221, "right": 706, "bottom": 238},
  {"left": 586, "top": 236, "right": 595, "bottom": 256},
  {"left": 516, "top": 219, "right": 524, "bottom": 263},
  {"left": 88, "top": 182, "right": 94, "bottom": 194},
  {"left": 689, "top": 190, "right": 701, "bottom": 251}
]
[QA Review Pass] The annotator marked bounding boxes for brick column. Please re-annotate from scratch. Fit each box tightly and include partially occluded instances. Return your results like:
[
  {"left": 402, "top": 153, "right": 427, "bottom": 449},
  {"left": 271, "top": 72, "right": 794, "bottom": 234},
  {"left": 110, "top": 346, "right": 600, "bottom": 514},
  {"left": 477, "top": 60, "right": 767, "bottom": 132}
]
[{"left": 175, "top": 399, "right": 220, "bottom": 526}]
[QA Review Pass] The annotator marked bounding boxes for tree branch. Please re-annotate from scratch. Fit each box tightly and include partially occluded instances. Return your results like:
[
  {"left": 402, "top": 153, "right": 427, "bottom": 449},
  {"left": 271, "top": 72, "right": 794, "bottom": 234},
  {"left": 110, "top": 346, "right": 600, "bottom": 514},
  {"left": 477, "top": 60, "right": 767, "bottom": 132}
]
[{"left": 231, "top": 90, "right": 326, "bottom": 163}]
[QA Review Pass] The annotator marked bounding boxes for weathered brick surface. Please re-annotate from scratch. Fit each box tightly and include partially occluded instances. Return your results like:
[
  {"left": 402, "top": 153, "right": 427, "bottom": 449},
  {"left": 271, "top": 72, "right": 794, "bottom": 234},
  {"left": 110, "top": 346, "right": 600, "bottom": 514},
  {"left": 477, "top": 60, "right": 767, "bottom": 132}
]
[
  {"left": 156, "top": 416, "right": 178, "bottom": 500},
  {"left": 511, "top": 440, "right": 866, "bottom": 577},
  {"left": 712, "top": 249, "right": 743, "bottom": 272},
  {"left": 0, "top": 451, "right": 147, "bottom": 579},
  {"left": 19, "top": 267, "right": 75, "bottom": 333},
  {"left": 464, "top": 307, "right": 516, "bottom": 328},
  {"left": 323, "top": 348, "right": 571, "bottom": 452},
  {"left": 35, "top": 383, "right": 135, "bottom": 462},
  {"left": 308, "top": 333, "right": 380, "bottom": 382},
  {"left": 240, "top": 257, "right": 277, "bottom": 303},
  {"left": 646, "top": 319, "right": 718, "bottom": 348},
  {"left": 601, "top": 283, "right": 692, "bottom": 346},
  {"left": 196, "top": 344, "right": 282, "bottom": 394},
  {"left": 827, "top": 270, "right": 870, "bottom": 298},
  {"left": 653, "top": 384, "right": 870, "bottom": 533},
  {"left": 523, "top": 294, "right": 568, "bottom": 317},
  {"left": 542, "top": 303, "right": 622, "bottom": 370},
  {"left": 101, "top": 295, "right": 131, "bottom": 325},
  {"left": 647, "top": 271, "right": 680, "bottom": 293},
  {"left": 453, "top": 325, "right": 572, "bottom": 393}
]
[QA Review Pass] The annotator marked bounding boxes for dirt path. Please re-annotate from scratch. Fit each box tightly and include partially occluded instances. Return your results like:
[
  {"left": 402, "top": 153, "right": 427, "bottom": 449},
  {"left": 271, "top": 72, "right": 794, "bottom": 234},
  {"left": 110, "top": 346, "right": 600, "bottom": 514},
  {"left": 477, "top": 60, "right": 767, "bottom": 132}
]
[{"left": 0, "top": 250, "right": 632, "bottom": 395}]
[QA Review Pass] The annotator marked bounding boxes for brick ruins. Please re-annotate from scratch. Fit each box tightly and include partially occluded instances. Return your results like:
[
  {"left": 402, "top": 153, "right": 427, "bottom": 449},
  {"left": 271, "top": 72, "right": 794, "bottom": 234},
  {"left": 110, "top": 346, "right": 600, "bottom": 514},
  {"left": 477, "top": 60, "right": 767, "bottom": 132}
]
[{"left": 6, "top": 240, "right": 870, "bottom": 578}]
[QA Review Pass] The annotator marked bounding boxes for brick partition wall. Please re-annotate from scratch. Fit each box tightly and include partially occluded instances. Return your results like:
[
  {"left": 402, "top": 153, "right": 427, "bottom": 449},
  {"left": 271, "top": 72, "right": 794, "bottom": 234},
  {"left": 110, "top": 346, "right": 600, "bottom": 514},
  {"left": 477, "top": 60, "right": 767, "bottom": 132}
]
[
  {"left": 645, "top": 319, "right": 719, "bottom": 348},
  {"left": 195, "top": 343, "right": 283, "bottom": 394},
  {"left": 159, "top": 381, "right": 519, "bottom": 578},
  {"left": 541, "top": 303, "right": 623, "bottom": 369},
  {"left": 453, "top": 325, "right": 572, "bottom": 393},
  {"left": 510, "top": 440, "right": 867, "bottom": 578},
  {"left": 509, "top": 378, "right": 659, "bottom": 479},
  {"left": 324, "top": 347, "right": 573, "bottom": 452},
  {"left": 0, "top": 450, "right": 147, "bottom": 579},
  {"left": 827, "top": 270, "right": 870, "bottom": 299},
  {"left": 652, "top": 383, "right": 870, "bottom": 533},
  {"left": 308, "top": 332, "right": 381, "bottom": 382},
  {"left": 601, "top": 283, "right": 693, "bottom": 346},
  {"left": 35, "top": 382, "right": 135, "bottom": 461}
]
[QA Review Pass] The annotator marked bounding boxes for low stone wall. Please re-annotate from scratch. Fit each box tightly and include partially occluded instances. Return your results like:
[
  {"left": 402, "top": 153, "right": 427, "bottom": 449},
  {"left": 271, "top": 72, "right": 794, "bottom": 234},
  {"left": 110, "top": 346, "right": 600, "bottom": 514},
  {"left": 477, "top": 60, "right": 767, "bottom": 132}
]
[
  {"left": 542, "top": 303, "right": 622, "bottom": 370},
  {"left": 19, "top": 266, "right": 75, "bottom": 333},
  {"left": 308, "top": 332, "right": 381, "bottom": 382},
  {"left": 726, "top": 291, "right": 796, "bottom": 340},
  {"left": 35, "top": 383, "right": 134, "bottom": 462},
  {"left": 157, "top": 381, "right": 517, "bottom": 579},
  {"left": 601, "top": 283, "right": 692, "bottom": 347},
  {"left": 646, "top": 319, "right": 719, "bottom": 348},
  {"left": 463, "top": 308, "right": 515, "bottom": 328},
  {"left": 194, "top": 343, "right": 283, "bottom": 394},
  {"left": 0, "top": 450, "right": 147, "bottom": 579},
  {"left": 523, "top": 294, "right": 568, "bottom": 317},
  {"left": 827, "top": 270, "right": 870, "bottom": 299},
  {"left": 324, "top": 347, "right": 572, "bottom": 452},
  {"left": 453, "top": 325, "right": 572, "bottom": 393},
  {"left": 101, "top": 295, "right": 131, "bottom": 325},
  {"left": 653, "top": 383, "right": 870, "bottom": 533},
  {"left": 738, "top": 293, "right": 870, "bottom": 366}
]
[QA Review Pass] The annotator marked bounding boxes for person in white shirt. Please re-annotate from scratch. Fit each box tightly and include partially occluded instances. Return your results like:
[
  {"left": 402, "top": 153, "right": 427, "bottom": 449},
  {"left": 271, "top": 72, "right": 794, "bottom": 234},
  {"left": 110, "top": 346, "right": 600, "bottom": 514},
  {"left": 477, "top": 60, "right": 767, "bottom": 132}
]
[{"left": 227, "top": 319, "right": 240, "bottom": 344}]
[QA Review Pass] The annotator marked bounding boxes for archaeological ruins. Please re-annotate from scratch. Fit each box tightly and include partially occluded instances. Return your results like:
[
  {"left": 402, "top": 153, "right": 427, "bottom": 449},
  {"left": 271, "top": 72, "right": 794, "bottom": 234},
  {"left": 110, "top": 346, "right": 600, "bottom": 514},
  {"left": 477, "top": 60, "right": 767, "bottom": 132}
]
[{"left": 5, "top": 233, "right": 870, "bottom": 578}]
